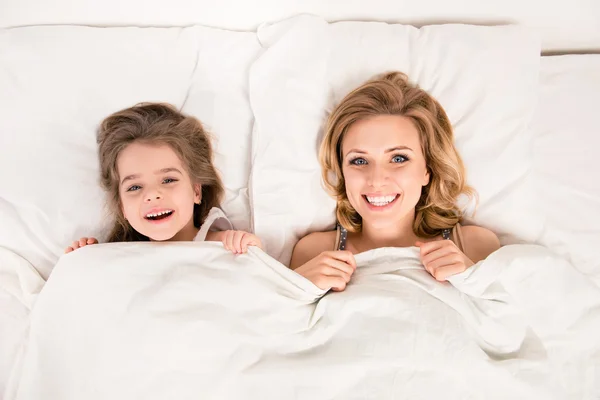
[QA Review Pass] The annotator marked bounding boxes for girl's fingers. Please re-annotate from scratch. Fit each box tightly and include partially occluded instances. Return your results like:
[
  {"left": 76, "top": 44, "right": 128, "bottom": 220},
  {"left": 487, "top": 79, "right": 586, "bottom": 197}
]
[
  {"left": 243, "top": 234, "right": 262, "bottom": 249},
  {"left": 253, "top": 237, "right": 263, "bottom": 250},
  {"left": 225, "top": 231, "right": 235, "bottom": 252},
  {"left": 240, "top": 236, "right": 251, "bottom": 253},
  {"left": 240, "top": 234, "right": 258, "bottom": 253},
  {"left": 234, "top": 231, "right": 247, "bottom": 253}
]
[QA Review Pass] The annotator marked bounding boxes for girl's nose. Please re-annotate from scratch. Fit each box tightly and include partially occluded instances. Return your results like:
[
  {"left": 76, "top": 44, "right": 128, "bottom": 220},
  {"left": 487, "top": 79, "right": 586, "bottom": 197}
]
[{"left": 145, "top": 192, "right": 162, "bottom": 202}]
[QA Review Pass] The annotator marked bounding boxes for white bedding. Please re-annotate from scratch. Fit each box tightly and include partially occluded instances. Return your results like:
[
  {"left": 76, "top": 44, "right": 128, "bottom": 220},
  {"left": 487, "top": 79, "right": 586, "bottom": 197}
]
[
  {"left": 532, "top": 55, "right": 600, "bottom": 282},
  {"left": 0, "top": 25, "right": 260, "bottom": 279},
  {"left": 5, "top": 242, "right": 600, "bottom": 399},
  {"left": 1, "top": 14, "right": 599, "bottom": 400},
  {"left": 1, "top": 0, "right": 599, "bottom": 51},
  {"left": 250, "top": 15, "right": 544, "bottom": 264},
  {"left": 0, "top": 248, "right": 45, "bottom": 398}
]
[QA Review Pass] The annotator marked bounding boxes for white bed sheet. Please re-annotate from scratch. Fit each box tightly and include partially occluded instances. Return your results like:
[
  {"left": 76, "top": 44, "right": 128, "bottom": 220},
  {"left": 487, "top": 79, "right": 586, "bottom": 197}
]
[
  {"left": 5, "top": 242, "right": 600, "bottom": 399},
  {"left": 0, "top": 248, "right": 45, "bottom": 398}
]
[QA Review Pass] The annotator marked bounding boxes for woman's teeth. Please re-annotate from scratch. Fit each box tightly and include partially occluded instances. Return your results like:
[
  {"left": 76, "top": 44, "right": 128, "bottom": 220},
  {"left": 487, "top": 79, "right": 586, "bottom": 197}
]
[{"left": 366, "top": 195, "right": 397, "bottom": 207}]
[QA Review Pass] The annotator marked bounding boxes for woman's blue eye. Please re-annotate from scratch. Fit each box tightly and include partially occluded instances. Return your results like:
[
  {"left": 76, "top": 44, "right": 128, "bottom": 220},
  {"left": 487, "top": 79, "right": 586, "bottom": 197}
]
[
  {"left": 350, "top": 157, "right": 367, "bottom": 166},
  {"left": 163, "top": 178, "right": 178, "bottom": 184},
  {"left": 127, "top": 185, "right": 141, "bottom": 192},
  {"left": 392, "top": 155, "right": 409, "bottom": 163}
]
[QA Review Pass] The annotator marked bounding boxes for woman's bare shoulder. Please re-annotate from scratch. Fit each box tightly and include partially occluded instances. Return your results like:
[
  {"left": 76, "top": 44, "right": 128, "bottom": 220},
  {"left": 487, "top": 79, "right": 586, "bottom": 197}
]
[
  {"left": 289, "top": 230, "right": 337, "bottom": 270},
  {"left": 460, "top": 224, "right": 501, "bottom": 263}
]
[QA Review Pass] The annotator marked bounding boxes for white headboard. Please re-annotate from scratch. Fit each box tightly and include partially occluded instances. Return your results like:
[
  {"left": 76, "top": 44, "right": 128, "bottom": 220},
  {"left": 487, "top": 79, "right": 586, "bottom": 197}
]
[{"left": 2, "top": 0, "right": 599, "bottom": 52}]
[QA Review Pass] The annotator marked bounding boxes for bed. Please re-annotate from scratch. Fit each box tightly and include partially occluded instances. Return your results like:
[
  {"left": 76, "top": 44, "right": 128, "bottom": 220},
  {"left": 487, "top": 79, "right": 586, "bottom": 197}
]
[{"left": 1, "top": 2, "right": 599, "bottom": 399}]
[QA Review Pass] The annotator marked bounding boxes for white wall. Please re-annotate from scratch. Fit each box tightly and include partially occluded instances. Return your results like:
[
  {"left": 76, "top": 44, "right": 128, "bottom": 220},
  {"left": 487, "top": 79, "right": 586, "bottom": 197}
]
[{"left": 1, "top": 0, "right": 599, "bottom": 52}]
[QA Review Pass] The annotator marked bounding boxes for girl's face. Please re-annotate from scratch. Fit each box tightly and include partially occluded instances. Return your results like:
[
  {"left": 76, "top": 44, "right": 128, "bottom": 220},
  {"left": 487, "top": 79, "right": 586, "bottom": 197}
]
[
  {"left": 117, "top": 142, "right": 201, "bottom": 241},
  {"left": 341, "top": 115, "right": 430, "bottom": 230}
]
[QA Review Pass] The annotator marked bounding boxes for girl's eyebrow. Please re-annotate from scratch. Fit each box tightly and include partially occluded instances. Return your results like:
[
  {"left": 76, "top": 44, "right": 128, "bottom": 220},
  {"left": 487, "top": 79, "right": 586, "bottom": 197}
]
[
  {"left": 121, "top": 174, "right": 140, "bottom": 185},
  {"left": 120, "top": 168, "right": 182, "bottom": 185},
  {"left": 156, "top": 167, "right": 182, "bottom": 175}
]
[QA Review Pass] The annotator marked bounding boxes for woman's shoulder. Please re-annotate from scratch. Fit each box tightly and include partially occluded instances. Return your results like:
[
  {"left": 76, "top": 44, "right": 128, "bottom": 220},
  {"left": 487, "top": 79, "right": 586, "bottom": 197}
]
[
  {"left": 289, "top": 230, "right": 337, "bottom": 270},
  {"left": 457, "top": 224, "right": 501, "bottom": 263}
]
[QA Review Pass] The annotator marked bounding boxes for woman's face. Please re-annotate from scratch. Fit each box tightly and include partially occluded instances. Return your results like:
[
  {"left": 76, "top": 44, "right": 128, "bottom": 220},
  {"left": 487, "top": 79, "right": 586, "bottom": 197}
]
[{"left": 341, "top": 114, "right": 430, "bottom": 230}]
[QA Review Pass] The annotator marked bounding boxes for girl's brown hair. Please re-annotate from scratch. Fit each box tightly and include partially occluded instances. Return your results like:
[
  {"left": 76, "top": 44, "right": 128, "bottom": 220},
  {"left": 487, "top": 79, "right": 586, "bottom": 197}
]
[
  {"left": 97, "top": 103, "right": 224, "bottom": 242},
  {"left": 320, "top": 71, "right": 475, "bottom": 238}
]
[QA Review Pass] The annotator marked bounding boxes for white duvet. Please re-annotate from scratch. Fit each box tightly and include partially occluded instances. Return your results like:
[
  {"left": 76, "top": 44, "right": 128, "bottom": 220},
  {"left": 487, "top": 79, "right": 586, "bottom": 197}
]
[{"left": 6, "top": 243, "right": 600, "bottom": 400}]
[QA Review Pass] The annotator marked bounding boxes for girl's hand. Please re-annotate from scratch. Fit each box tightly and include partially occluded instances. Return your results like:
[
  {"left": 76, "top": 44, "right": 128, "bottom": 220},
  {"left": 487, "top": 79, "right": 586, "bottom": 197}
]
[
  {"left": 294, "top": 250, "right": 356, "bottom": 292},
  {"left": 416, "top": 239, "right": 474, "bottom": 281},
  {"left": 65, "top": 237, "right": 98, "bottom": 254},
  {"left": 210, "top": 230, "right": 263, "bottom": 254}
]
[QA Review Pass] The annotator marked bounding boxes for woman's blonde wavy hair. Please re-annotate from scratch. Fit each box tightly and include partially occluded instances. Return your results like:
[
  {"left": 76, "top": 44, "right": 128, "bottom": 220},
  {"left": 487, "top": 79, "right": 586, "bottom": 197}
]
[
  {"left": 97, "top": 103, "right": 224, "bottom": 243},
  {"left": 320, "top": 71, "right": 475, "bottom": 238}
]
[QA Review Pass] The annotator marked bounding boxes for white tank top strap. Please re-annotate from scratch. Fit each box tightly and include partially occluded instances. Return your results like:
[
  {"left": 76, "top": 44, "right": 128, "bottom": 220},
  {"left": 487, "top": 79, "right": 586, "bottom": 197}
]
[{"left": 194, "top": 207, "right": 233, "bottom": 242}]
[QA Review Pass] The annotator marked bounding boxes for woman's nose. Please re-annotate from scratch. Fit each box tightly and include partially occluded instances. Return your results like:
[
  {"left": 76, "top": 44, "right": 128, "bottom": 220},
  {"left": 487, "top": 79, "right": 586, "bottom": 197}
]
[{"left": 367, "top": 165, "right": 388, "bottom": 187}]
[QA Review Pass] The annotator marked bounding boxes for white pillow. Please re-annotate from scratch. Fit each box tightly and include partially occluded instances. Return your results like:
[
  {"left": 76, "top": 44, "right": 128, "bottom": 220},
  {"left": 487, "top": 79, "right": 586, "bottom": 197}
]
[
  {"left": 532, "top": 55, "right": 600, "bottom": 281},
  {"left": 250, "top": 15, "right": 544, "bottom": 264},
  {"left": 0, "top": 25, "right": 260, "bottom": 279}
]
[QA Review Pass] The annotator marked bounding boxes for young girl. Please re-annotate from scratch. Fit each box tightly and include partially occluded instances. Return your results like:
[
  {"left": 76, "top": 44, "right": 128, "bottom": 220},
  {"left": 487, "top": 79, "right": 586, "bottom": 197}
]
[
  {"left": 65, "top": 102, "right": 261, "bottom": 254},
  {"left": 290, "top": 72, "right": 500, "bottom": 291}
]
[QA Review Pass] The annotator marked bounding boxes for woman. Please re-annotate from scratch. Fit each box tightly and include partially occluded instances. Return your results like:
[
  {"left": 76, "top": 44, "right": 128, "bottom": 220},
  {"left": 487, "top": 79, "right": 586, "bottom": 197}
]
[{"left": 290, "top": 72, "right": 500, "bottom": 291}]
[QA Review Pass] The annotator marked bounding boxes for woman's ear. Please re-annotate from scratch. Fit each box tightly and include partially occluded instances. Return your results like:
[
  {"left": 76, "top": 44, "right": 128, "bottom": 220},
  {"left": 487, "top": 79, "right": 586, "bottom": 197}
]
[
  {"left": 423, "top": 169, "right": 430, "bottom": 186},
  {"left": 194, "top": 183, "right": 202, "bottom": 204}
]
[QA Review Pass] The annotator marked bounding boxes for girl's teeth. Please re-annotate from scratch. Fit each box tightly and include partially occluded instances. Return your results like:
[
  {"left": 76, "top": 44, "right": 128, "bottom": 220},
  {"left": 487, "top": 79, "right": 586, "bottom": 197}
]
[{"left": 146, "top": 210, "right": 173, "bottom": 218}]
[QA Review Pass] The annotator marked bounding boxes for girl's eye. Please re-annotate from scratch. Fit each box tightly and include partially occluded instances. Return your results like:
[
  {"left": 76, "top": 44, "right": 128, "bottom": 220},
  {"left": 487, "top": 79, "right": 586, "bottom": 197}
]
[
  {"left": 350, "top": 157, "right": 367, "bottom": 166},
  {"left": 127, "top": 185, "right": 141, "bottom": 192},
  {"left": 392, "top": 154, "right": 409, "bottom": 163},
  {"left": 163, "top": 178, "right": 178, "bottom": 184}
]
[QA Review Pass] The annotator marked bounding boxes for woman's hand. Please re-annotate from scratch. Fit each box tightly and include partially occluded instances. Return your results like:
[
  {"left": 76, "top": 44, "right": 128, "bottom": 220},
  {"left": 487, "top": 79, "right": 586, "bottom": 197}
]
[
  {"left": 294, "top": 250, "right": 357, "bottom": 292},
  {"left": 416, "top": 239, "right": 474, "bottom": 281}
]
